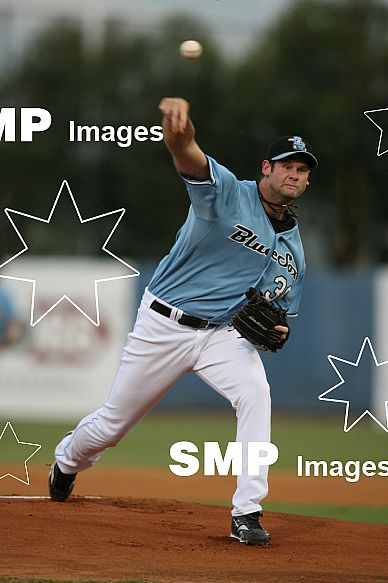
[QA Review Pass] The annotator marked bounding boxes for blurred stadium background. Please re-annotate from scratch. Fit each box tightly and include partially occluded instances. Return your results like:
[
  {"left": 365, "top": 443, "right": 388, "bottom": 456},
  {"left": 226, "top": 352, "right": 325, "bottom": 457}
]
[{"left": 0, "top": 0, "right": 387, "bottom": 524}]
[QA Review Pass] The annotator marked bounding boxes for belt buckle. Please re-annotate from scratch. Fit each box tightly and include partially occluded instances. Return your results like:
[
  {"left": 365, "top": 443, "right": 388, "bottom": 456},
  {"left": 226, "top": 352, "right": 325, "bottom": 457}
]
[{"left": 202, "top": 319, "right": 216, "bottom": 330}]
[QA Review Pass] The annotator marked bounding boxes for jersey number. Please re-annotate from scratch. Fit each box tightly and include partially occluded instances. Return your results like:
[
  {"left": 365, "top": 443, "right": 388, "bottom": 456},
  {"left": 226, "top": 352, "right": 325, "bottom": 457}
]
[{"left": 264, "top": 276, "right": 291, "bottom": 302}]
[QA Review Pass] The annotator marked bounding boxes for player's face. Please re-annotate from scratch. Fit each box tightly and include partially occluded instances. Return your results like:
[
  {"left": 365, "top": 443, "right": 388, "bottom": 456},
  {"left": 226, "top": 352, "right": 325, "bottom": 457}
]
[{"left": 262, "top": 157, "right": 310, "bottom": 202}]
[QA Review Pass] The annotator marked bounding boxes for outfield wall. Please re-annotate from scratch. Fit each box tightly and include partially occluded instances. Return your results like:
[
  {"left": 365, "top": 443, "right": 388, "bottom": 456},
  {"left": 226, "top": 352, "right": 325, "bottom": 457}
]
[
  {"left": 0, "top": 258, "right": 136, "bottom": 420},
  {"left": 0, "top": 259, "right": 385, "bottom": 419}
]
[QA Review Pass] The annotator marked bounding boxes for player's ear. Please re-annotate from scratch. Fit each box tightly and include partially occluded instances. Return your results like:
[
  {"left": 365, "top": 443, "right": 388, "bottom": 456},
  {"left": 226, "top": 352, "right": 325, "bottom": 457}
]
[
  {"left": 306, "top": 180, "right": 310, "bottom": 186},
  {"left": 262, "top": 160, "right": 271, "bottom": 176}
]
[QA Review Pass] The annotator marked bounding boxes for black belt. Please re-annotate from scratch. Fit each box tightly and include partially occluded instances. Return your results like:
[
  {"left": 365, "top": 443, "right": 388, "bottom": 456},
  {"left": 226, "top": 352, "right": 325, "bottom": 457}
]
[{"left": 150, "top": 299, "right": 217, "bottom": 330}]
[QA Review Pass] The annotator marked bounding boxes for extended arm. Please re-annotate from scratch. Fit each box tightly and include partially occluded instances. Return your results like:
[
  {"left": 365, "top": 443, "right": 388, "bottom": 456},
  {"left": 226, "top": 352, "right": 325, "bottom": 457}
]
[{"left": 159, "top": 97, "right": 210, "bottom": 181}]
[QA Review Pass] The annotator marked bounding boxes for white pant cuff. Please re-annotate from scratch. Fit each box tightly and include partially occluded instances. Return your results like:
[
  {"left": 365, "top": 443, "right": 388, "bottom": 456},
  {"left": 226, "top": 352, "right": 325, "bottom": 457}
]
[{"left": 232, "top": 504, "right": 263, "bottom": 517}]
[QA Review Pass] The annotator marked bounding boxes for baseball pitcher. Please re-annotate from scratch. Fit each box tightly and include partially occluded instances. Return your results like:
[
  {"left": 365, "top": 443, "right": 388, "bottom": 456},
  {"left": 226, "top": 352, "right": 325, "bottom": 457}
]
[{"left": 49, "top": 97, "right": 317, "bottom": 546}]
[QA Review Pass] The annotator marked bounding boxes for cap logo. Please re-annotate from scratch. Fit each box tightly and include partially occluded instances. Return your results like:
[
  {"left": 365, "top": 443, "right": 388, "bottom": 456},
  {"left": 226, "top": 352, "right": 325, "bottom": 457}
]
[{"left": 288, "top": 136, "right": 306, "bottom": 152}]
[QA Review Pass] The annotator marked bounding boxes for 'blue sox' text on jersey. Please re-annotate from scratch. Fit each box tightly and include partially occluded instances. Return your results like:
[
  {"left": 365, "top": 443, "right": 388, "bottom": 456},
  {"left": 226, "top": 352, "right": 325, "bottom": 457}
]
[{"left": 229, "top": 224, "right": 298, "bottom": 280}]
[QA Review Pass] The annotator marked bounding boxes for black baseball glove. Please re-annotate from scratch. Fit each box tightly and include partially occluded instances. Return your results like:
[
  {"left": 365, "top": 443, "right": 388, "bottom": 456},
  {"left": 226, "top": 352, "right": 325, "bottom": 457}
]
[{"left": 231, "top": 288, "right": 289, "bottom": 352}]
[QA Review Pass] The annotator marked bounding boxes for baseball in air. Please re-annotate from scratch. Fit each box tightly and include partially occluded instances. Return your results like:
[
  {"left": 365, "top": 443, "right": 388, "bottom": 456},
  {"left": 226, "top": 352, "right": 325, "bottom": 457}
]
[{"left": 179, "top": 40, "right": 203, "bottom": 60}]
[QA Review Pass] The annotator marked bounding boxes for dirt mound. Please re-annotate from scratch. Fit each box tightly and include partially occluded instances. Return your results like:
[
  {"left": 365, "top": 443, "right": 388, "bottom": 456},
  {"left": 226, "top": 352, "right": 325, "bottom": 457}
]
[{"left": 2, "top": 497, "right": 388, "bottom": 583}]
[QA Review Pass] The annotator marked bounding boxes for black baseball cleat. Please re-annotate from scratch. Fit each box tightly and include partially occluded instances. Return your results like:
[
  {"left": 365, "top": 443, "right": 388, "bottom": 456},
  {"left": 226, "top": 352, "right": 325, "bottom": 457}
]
[
  {"left": 231, "top": 511, "right": 271, "bottom": 546},
  {"left": 48, "top": 462, "right": 77, "bottom": 502}
]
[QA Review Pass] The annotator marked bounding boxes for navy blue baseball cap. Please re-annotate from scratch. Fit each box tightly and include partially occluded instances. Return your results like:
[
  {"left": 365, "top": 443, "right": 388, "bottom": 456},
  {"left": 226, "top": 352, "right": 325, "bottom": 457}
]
[{"left": 266, "top": 136, "right": 318, "bottom": 168}]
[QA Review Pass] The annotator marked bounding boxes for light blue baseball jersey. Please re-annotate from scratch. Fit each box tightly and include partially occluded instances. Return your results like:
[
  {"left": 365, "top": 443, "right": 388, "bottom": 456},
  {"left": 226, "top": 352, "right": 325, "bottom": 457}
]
[{"left": 148, "top": 156, "right": 306, "bottom": 324}]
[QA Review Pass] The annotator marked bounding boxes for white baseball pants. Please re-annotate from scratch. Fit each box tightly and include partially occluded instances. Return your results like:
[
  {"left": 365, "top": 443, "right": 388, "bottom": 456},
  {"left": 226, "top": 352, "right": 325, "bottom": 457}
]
[{"left": 55, "top": 288, "right": 271, "bottom": 516}]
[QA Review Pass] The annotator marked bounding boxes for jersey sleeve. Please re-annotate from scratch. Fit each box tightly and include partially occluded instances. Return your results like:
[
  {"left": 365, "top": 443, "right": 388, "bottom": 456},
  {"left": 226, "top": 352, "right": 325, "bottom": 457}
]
[
  {"left": 180, "top": 156, "right": 238, "bottom": 221},
  {"left": 285, "top": 265, "right": 306, "bottom": 317}
]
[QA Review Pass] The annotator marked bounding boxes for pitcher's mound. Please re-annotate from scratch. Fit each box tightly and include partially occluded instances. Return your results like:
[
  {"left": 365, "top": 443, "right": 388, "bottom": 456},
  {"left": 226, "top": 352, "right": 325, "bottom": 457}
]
[{"left": 2, "top": 496, "right": 388, "bottom": 582}]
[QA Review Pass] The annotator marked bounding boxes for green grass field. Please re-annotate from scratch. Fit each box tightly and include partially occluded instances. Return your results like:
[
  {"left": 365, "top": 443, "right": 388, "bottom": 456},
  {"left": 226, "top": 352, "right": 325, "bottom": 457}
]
[
  {"left": 1, "top": 412, "right": 387, "bottom": 525},
  {"left": 1, "top": 411, "right": 387, "bottom": 468}
]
